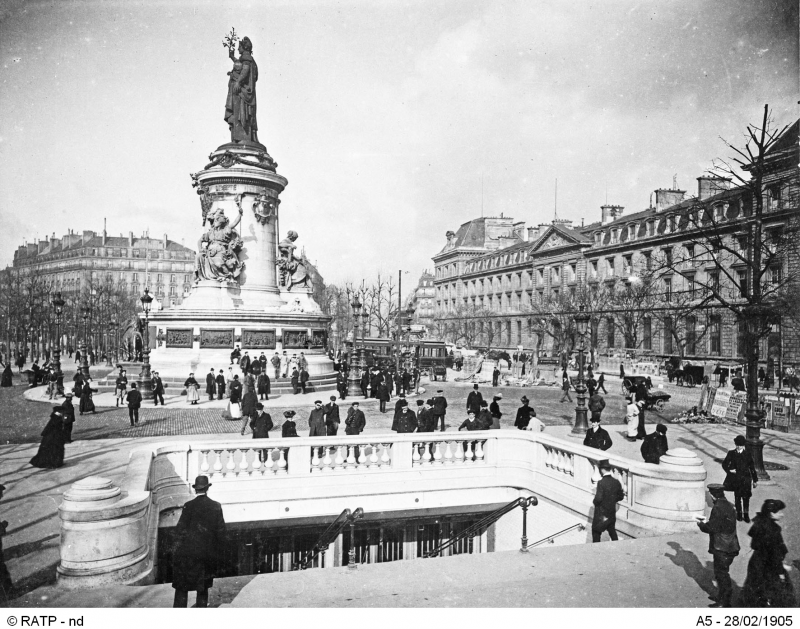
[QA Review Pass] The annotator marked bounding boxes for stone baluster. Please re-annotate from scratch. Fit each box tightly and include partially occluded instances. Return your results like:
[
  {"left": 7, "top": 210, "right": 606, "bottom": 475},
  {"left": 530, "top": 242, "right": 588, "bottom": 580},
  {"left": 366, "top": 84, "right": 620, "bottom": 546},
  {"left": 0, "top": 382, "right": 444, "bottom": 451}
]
[
  {"left": 346, "top": 445, "right": 357, "bottom": 469},
  {"left": 368, "top": 444, "right": 380, "bottom": 468},
  {"left": 566, "top": 453, "right": 574, "bottom": 476},
  {"left": 200, "top": 451, "right": 210, "bottom": 474},
  {"left": 276, "top": 448, "right": 287, "bottom": 474},
  {"left": 422, "top": 442, "right": 433, "bottom": 465},
  {"left": 380, "top": 444, "right": 391, "bottom": 467},
  {"left": 238, "top": 449, "right": 250, "bottom": 475},
  {"left": 251, "top": 449, "right": 262, "bottom": 476},
  {"left": 263, "top": 448, "right": 275, "bottom": 475},
  {"left": 464, "top": 440, "right": 475, "bottom": 463},
  {"left": 225, "top": 449, "right": 237, "bottom": 476},
  {"left": 412, "top": 444, "right": 422, "bottom": 466},
  {"left": 358, "top": 444, "right": 369, "bottom": 467},
  {"left": 555, "top": 450, "right": 564, "bottom": 473},
  {"left": 433, "top": 442, "right": 443, "bottom": 464},
  {"left": 453, "top": 440, "right": 465, "bottom": 464},
  {"left": 212, "top": 449, "right": 223, "bottom": 476},
  {"left": 474, "top": 440, "right": 485, "bottom": 463},
  {"left": 590, "top": 462, "right": 602, "bottom": 484},
  {"left": 311, "top": 446, "right": 321, "bottom": 473},
  {"left": 545, "top": 447, "right": 554, "bottom": 468},
  {"left": 334, "top": 446, "right": 345, "bottom": 470},
  {"left": 443, "top": 441, "right": 454, "bottom": 465},
  {"left": 321, "top": 447, "right": 333, "bottom": 472}
]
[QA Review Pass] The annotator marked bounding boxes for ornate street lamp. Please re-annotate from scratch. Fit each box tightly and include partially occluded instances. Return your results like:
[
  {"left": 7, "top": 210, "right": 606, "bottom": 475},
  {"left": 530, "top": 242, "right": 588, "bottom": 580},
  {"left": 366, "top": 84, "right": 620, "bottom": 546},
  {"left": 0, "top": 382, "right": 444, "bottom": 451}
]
[
  {"left": 139, "top": 288, "right": 154, "bottom": 399},
  {"left": 570, "top": 306, "right": 592, "bottom": 436},
  {"left": 51, "top": 292, "right": 65, "bottom": 396},
  {"left": 404, "top": 305, "right": 416, "bottom": 372},
  {"left": 80, "top": 305, "right": 91, "bottom": 379},
  {"left": 108, "top": 320, "right": 118, "bottom": 366},
  {"left": 359, "top": 309, "right": 368, "bottom": 372},
  {"left": 347, "top": 295, "right": 362, "bottom": 397}
]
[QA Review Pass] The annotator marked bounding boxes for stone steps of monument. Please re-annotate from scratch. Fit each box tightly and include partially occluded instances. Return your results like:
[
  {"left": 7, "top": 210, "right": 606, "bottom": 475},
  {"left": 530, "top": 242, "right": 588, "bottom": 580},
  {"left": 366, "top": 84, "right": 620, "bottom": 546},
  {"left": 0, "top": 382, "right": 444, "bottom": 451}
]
[{"left": 91, "top": 372, "right": 340, "bottom": 394}]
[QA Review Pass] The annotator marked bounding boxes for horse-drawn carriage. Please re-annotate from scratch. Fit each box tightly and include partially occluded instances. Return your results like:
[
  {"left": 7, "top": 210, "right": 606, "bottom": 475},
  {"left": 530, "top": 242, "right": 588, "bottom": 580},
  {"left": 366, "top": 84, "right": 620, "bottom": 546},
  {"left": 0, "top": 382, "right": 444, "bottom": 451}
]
[
  {"left": 621, "top": 375, "right": 671, "bottom": 411},
  {"left": 672, "top": 364, "right": 706, "bottom": 387}
]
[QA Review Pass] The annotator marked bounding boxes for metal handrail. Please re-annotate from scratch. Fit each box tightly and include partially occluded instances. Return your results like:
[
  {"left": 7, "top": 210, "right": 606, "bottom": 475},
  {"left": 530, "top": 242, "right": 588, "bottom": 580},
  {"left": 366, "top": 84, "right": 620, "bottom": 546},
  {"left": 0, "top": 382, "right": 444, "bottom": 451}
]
[
  {"left": 424, "top": 495, "right": 538, "bottom": 558},
  {"left": 297, "top": 507, "right": 364, "bottom": 570},
  {"left": 528, "top": 523, "right": 586, "bottom": 548}
]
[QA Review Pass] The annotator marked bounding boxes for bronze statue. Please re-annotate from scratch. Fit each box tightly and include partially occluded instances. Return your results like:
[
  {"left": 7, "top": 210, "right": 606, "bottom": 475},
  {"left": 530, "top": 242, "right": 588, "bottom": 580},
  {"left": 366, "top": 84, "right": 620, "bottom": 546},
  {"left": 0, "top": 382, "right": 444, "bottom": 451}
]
[
  {"left": 277, "top": 231, "right": 311, "bottom": 291},
  {"left": 224, "top": 33, "right": 260, "bottom": 146},
  {"left": 196, "top": 207, "right": 245, "bottom": 283}
]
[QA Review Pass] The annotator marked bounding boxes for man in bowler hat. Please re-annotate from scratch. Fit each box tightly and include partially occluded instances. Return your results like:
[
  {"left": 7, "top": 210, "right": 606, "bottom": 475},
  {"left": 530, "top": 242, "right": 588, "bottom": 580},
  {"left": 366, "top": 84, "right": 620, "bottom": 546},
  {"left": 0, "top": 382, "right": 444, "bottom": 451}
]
[
  {"left": 696, "top": 483, "right": 740, "bottom": 607},
  {"left": 722, "top": 435, "right": 758, "bottom": 521},
  {"left": 591, "top": 459, "right": 625, "bottom": 542},
  {"left": 172, "top": 475, "right": 226, "bottom": 608}
]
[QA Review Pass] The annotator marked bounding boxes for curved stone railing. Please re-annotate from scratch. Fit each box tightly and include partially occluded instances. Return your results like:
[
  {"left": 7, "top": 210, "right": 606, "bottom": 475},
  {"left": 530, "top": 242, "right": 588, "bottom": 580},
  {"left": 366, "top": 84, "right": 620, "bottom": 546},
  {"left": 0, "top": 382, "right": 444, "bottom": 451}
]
[{"left": 57, "top": 430, "right": 706, "bottom": 588}]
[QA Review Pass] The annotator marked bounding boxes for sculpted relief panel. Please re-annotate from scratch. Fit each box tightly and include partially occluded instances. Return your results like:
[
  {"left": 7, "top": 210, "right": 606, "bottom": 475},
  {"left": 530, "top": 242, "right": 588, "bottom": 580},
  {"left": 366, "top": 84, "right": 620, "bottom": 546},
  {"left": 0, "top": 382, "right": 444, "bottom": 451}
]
[
  {"left": 166, "top": 328, "right": 194, "bottom": 348},
  {"left": 242, "top": 328, "right": 277, "bottom": 349},
  {"left": 200, "top": 328, "right": 235, "bottom": 349}
]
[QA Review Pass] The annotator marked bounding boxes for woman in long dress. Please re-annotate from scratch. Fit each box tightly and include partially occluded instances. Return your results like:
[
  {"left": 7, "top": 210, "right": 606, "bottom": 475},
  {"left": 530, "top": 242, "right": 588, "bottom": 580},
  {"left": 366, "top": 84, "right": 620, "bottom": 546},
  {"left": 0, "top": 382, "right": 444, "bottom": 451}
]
[
  {"left": 1, "top": 364, "right": 13, "bottom": 387},
  {"left": 740, "top": 499, "right": 796, "bottom": 607},
  {"left": 79, "top": 380, "right": 96, "bottom": 415},
  {"left": 227, "top": 375, "right": 243, "bottom": 419},
  {"left": 184, "top": 373, "right": 200, "bottom": 405},
  {"left": 30, "top": 406, "right": 66, "bottom": 469}
]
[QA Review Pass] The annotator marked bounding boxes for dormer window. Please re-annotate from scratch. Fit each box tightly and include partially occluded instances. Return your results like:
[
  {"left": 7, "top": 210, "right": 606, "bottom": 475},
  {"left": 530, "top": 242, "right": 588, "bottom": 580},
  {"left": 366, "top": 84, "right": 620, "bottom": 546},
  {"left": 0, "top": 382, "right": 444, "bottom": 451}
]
[{"left": 628, "top": 225, "right": 636, "bottom": 241}]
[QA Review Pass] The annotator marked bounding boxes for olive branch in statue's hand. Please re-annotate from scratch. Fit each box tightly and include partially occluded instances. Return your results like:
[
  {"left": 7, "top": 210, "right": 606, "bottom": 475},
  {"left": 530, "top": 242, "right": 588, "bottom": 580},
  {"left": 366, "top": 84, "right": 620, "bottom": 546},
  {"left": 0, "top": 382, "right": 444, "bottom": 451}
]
[{"left": 223, "top": 28, "right": 239, "bottom": 54}]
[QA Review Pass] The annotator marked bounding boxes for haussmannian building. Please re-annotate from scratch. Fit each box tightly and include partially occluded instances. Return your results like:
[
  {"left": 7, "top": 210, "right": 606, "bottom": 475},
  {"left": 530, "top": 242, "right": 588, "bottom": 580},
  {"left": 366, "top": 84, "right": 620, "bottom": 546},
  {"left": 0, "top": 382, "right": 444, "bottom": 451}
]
[{"left": 432, "top": 120, "right": 799, "bottom": 367}]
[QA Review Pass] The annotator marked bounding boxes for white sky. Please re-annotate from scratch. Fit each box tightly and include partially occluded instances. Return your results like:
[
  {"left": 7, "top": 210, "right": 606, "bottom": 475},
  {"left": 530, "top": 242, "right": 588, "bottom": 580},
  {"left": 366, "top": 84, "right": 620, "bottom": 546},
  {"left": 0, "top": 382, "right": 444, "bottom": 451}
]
[{"left": 0, "top": 0, "right": 796, "bottom": 295}]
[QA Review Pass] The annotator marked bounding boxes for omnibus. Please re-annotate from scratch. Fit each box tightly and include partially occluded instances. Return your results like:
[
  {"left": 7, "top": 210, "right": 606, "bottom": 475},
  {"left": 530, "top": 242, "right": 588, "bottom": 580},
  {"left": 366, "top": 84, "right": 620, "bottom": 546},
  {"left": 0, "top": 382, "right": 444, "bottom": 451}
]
[{"left": 343, "top": 337, "right": 449, "bottom": 375}]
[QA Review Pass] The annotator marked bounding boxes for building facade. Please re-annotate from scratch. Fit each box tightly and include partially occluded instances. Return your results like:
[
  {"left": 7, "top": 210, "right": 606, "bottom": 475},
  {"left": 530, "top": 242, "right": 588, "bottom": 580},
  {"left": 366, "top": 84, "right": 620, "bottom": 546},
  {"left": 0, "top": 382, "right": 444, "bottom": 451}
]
[
  {"left": 11, "top": 228, "right": 197, "bottom": 307},
  {"left": 433, "top": 121, "right": 799, "bottom": 367},
  {"left": 406, "top": 270, "right": 436, "bottom": 332}
]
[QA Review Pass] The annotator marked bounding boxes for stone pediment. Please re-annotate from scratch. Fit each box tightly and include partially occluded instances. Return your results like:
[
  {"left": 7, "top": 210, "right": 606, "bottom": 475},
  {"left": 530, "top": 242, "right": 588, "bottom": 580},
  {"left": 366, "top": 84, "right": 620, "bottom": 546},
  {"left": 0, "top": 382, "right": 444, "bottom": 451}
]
[{"left": 530, "top": 227, "right": 583, "bottom": 253}]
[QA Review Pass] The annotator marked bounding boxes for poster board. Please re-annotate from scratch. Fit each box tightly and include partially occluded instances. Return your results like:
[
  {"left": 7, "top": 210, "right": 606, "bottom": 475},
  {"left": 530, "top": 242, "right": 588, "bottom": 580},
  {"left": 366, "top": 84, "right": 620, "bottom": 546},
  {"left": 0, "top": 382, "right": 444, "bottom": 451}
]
[
  {"left": 725, "top": 392, "right": 747, "bottom": 424},
  {"left": 710, "top": 389, "right": 731, "bottom": 419}
]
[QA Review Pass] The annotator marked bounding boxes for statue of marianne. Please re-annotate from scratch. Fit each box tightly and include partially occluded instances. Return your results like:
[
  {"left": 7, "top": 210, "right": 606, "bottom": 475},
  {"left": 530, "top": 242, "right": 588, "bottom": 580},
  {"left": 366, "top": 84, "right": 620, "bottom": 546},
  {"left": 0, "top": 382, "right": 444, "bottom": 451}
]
[{"left": 224, "top": 36, "right": 260, "bottom": 145}]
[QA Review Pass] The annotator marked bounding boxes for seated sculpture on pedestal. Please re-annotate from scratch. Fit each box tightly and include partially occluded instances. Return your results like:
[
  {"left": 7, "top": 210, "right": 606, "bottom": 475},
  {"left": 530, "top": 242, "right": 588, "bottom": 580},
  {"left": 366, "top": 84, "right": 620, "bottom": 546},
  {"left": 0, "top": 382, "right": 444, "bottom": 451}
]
[
  {"left": 277, "top": 231, "right": 311, "bottom": 291},
  {"left": 196, "top": 208, "right": 245, "bottom": 283}
]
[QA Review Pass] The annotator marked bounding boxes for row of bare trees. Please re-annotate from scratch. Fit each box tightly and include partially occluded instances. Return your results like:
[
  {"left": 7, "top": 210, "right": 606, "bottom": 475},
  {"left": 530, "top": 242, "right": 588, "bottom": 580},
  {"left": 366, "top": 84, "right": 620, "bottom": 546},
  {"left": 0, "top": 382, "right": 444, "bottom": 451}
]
[{"left": 0, "top": 267, "right": 142, "bottom": 367}]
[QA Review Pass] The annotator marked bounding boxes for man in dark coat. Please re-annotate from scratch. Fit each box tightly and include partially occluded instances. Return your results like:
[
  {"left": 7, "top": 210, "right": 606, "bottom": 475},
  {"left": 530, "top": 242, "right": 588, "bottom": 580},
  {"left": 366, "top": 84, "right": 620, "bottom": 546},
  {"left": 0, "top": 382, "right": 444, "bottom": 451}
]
[
  {"left": 251, "top": 358, "right": 262, "bottom": 377},
  {"left": 324, "top": 395, "right": 340, "bottom": 436},
  {"left": 126, "top": 382, "right": 142, "bottom": 426},
  {"left": 258, "top": 353, "right": 268, "bottom": 375},
  {"left": 597, "top": 372, "right": 607, "bottom": 394},
  {"left": 722, "top": 435, "right": 758, "bottom": 521},
  {"left": 640, "top": 423, "right": 669, "bottom": 464},
  {"left": 291, "top": 368, "right": 300, "bottom": 394},
  {"left": 239, "top": 351, "right": 251, "bottom": 375},
  {"left": 152, "top": 371, "right": 165, "bottom": 406},
  {"left": 392, "top": 400, "right": 418, "bottom": 433},
  {"left": 240, "top": 389, "right": 258, "bottom": 434},
  {"left": 584, "top": 417, "right": 612, "bottom": 451},
  {"left": 172, "top": 475, "right": 226, "bottom": 608},
  {"left": 336, "top": 371, "right": 348, "bottom": 400},
  {"left": 476, "top": 400, "right": 493, "bottom": 430},
  {"left": 634, "top": 380, "right": 648, "bottom": 439},
  {"left": 696, "top": 483, "right": 740, "bottom": 608},
  {"left": 345, "top": 402, "right": 366, "bottom": 435},
  {"left": 415, "top": 399, "right": 433, "bottom": 433},
  {"left": 369, "top": 369, "right": 382, "bottom": 398},
  {"left": 256, "top": 372, "right": 270, "bottom": 401},
  {"left": 359, "top": 371, "right": 369, "bottom": 398},
  {"left": 402, "top": 369, "right": 412, "bottom": 395},
  {"left": 205, "top": 369, "right": 216, "bottom": 401},
  {"left": 377, "top": 381, "right": 391, "bottom": 413},
  {"left": 230, "top": 345, "right": 241, "bottom": 365},
  {"left": 270, "top": 352, "right": 281, "bottom": 379},
  {"left": 586, "top": 376, "right": 597, "bottom": 398},
  {"left": 466, "top": 384, "right": 483, "bottom": 415},
  {"left": 394, "top": 371, "right": 403, "bottom": 396},
  {"left": 61, "top": 392, "right": 76, "bottom": 443},
  {"left": 514, "top": 396, "right": 536, "bottom": 430},
  {"left": 588, "top": 391, "right": 606, "bottom": 423},
  {"left": 299, "top": 368, "right": 310, "bottom": 394},
  {"left": 731, "top": 371, "right": 746, "bottom": 392},
  {"left": 215, "top": 370, "right": 226, "bottom": 400},
  {"left": 492, "top": 365, "right": 501, "bottom": 387},
  {"left": 592, "top": 459, "right": 625, "bottom": 542},
  {"left": 308, "top": 400, "right": 326, "bottom": 436},
  {"left": 431, "top": 390, "right": 448, "bottom": 432},
  {"left": 248, "top": 403, "right": 273, "bottom": 444}
]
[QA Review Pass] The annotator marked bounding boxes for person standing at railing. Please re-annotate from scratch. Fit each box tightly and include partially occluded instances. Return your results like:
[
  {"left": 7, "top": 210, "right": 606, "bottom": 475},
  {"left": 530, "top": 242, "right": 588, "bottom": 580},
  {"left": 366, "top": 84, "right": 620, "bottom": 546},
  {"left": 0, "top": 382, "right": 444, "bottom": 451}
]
[
  {"left": 431, "top": 390, "right": 448, "bottom": 432},
  {"left": 591, "top": 460, "right": 625, "bottom": 543},
  {"left": 584, "top": 417, "right": 612, "bottom": 451},
  {"left": 247, "top": 404, "right": 274, "bottom": 462},
  {"left": 514, "top": 396, "right": 537, "bottom": 430},
  {"left": 345, "top": 401, "right": 366, "bottom": 435},
  {"left": 378, "top": 380, "right": 391, "bottom": 413},
  {"left": 324, "top": 395, "right": 340, "bottom": 436},
  {"left": 458, "top": 410, "right": 482, "bottom": 431},
  {"left": 392, "top": 400, "right": 418, "bottom": 433},
  {"left": 476, "top": 400, "right": 493, "bottom": 430},
  {"left": 172, "top": 475, "right": 226, "bottom": 608},
  {"left": 490, "top": 394, "right": 503, "bottom": 429},
  {"left": 308, "top": 400, "right": 326, "bottom": 436},
  {"left": 467, "top": 383, "right": 483, "bottom": 415},
  {"left": 281, "top": 410, "right": 299, "bottom": 437},
  {"left": 415, "top": 399, "right": 434, "bottom": 432},
  {"left": 640, "top": 424, "right": 669, "bottom": 464}
]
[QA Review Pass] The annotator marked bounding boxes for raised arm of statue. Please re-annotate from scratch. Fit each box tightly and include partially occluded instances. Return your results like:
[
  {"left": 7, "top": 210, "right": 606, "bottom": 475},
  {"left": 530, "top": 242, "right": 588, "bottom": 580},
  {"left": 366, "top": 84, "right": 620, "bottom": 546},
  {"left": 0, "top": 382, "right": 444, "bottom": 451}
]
[{"left": 228, "top": 203, "right": 243, "bottom": 231}]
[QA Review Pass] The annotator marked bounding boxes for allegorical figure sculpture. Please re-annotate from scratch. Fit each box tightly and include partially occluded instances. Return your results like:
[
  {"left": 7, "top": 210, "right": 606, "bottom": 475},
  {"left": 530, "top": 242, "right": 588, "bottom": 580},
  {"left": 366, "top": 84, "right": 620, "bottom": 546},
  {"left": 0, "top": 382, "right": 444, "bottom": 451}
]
[
  {"left": 196, "top": 207, "right": 245, "bottom": 283},
  {"left": 224, "top": 33, "right": 260, "bottom": 146},
  {"left": 277, "top": 231, "right": 311, "bottom": 291}
]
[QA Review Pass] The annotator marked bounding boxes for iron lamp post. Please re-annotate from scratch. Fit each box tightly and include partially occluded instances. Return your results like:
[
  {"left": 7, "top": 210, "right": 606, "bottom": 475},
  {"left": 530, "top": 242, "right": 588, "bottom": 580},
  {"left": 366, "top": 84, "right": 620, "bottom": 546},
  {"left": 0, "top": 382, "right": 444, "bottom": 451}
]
[
  {"left": 139, "top": 288, "right": 154, "bottom": 399},
  {"left": 347, "top": 296, "right": 362, "bottom": 397},
  {"left": 570, "top": 306, "right": 591, "bottom": 436},
  {"left": 51, "top": 292, "right": 65, "bottom": 396},
  {"left": 80, "top": 306, "right": 91, "bottom": 379}
]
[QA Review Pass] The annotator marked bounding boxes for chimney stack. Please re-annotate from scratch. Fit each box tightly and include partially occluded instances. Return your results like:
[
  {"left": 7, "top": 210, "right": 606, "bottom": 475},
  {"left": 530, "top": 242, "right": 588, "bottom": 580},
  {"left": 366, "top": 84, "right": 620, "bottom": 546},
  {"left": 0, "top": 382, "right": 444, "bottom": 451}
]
[
  {"left": 102, "top": 218, "right": 107, "bottom": 245},
  {"left": 654, "top": 188, "right": 686, "bottom": 212},
  {"left": 129, "top": 232, "right": 134, "bottom": 247},
  {"left": 601, "top": 204, "right": 624, "bottom": 224},
  {"left": 697, "top": 176, "right": 731, "bottom": 201}
]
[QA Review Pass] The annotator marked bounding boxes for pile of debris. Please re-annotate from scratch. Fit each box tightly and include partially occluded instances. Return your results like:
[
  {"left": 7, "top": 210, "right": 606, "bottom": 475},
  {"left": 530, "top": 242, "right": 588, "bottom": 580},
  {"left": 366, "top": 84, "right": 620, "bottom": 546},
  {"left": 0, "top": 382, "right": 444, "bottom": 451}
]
[{"left": 668, "top": 406, "right": 718, "bottom": 424}]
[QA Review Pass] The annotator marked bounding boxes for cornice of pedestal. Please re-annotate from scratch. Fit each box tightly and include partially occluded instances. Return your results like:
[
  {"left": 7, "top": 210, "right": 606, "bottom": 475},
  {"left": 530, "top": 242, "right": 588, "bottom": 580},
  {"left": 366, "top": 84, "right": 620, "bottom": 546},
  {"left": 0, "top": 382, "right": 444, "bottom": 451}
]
[{"left": 192, "top": 142, "right": 289, "bottom": 191}]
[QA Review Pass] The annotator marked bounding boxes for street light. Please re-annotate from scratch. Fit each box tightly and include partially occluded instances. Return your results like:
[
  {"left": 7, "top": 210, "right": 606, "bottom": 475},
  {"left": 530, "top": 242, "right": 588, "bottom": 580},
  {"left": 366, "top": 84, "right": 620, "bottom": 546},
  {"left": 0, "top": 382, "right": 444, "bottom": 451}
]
[
  {"left": 105, "top": 320, "right": 116, "bottom": 367},
  {"left": 404, "top": 305, "right": 415, "bottom": 372},
  {"left": 51, "top": 292, "right": 65, "bottom": 396},
  {"left": 347, "top": 295, "right": 362, "bottom": 397},
  {"left": 570, "top": 306, "right": 592, "bottom": 436},
  {"left": 80, "top": 305, "right": 91, "bottom": 379},
  {"left": 139, "top": 288, "right": 154, "bottom": 399}
]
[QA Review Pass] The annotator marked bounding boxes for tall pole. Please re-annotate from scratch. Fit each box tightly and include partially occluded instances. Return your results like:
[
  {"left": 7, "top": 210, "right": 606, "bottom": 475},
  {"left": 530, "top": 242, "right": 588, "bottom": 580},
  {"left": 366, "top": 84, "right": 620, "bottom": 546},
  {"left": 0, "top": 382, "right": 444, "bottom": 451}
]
[
  {"left": 570, "top": 307, "right": 591, "bottom": 436},
  {"left": 80, "top": 309, "right": 90, "bottom": 379},
  {"left": 347, "top": 297, "right": 362, "bottom": 397},
  {"left": 396, "top": 270, "right": 402, "bottom": 372},
  {"left": 139, "top": 288, "right": 154, "bottom": 399}
]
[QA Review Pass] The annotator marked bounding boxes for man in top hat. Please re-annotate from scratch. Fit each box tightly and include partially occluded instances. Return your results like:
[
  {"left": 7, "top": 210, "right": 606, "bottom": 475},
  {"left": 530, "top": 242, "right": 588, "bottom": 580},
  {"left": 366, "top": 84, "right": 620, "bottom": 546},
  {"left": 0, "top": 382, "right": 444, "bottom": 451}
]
[
  {"left": 722, "top": 435, "right": 758, "bottom": 521},
  {"left": 431, "top": 390, "right": 448, "bottom": 432},
  {"left": 308, "top": 400, "right": 326, "bottom": 436},
  {"left": 695, "top": 484, "right": 740, "bottom": 607},
  {"left": 172, "top": 475, "right": 227, "bottom": 608},
  {"left": 466, "top": 383, "right": 483, "bottom": 415},
  {"left": 126, "top": 382, "right": 142, "bottom": 427},
  {"left": 205, "top": 368, "right": 216, "bottom": 401},
  {"left": 640, "top": 423, "right": 669, "bottom": 464},
  {"left": 584, "top": 416, "right": 612, "bottom": 451},
  {"left": 492, "top": 364, "right": 501, "bottom": 387},
  {"left": 514, "top": 396, "right": 537, "bottom": 430},
  {"left": 591, "top": 459, "right": 625, "bottom": 543},
  {"left": 61, "top": 391, "right": 76, "bottom": 443}
]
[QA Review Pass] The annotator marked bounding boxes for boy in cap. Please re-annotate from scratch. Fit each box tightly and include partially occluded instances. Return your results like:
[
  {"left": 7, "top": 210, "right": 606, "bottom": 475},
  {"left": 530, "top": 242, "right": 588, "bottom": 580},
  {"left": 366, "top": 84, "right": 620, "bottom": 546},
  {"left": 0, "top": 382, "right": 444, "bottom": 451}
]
[
  {"left": 591, "top": 459, "right": 625, "bottom": 543},
  {"left": 695, "top": 484, "right": 739, "bottom": 607},
  {"left": 308, "top": 400, "right": 326, "bottom": 436},
  {"left": 722, "top": 435, "right": 758, "bottom": 521},
  {"left": 172, "top": 475, "right": 227, "bottom": 608}
]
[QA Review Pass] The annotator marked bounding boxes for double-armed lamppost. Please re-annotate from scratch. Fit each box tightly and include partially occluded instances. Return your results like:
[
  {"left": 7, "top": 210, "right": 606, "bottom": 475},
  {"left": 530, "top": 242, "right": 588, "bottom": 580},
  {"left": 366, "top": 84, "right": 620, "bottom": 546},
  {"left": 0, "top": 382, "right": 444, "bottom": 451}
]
[
  {"left": 80, "top": 305, "right": 91, "bottom": 379},
  {"left": 347, "top": 295, "right": 362, "bottom": 397},
  {"left": 51, "top": 292, "right": 65, "bottom": 396},
  {"left": 570, "top": 306, "right": 592, "bottom": 436},
  {"left": 139, "top": 288, "right": 154, "bottom": 399}
]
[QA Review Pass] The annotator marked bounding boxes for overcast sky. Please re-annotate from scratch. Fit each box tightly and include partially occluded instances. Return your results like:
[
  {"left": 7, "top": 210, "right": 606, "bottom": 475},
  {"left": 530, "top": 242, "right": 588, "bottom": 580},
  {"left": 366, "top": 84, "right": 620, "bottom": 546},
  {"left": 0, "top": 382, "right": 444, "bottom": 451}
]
[{"left": 0, "top": 0, "right": 796, "bottom": 296}]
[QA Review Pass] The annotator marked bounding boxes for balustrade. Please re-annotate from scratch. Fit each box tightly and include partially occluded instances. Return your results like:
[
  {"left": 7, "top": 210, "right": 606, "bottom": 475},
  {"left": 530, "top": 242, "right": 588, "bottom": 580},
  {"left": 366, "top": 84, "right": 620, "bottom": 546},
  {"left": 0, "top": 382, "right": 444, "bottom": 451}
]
[
  {"left": 543, "top": 444, "right": 575, "bottom": 477},
  {"left": 310, "top": 443, "right": 393, "bottom": 473},
  {"left": 412, "top": 438, "right": 486, "bottom": 466},
  {"left": 198, "top": 446, "right": 288, "bottom": 479}
]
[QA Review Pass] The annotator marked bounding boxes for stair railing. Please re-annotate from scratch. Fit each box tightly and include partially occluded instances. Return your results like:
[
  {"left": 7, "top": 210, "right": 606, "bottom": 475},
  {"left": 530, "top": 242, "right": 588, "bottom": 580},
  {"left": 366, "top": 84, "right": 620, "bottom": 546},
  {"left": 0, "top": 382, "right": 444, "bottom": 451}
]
[
  {"left": 528, "top": 523, "right": 586, "bottom": 548},
  {"left": 296, "top": 507, "right": 364, "bottom": 570}
]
